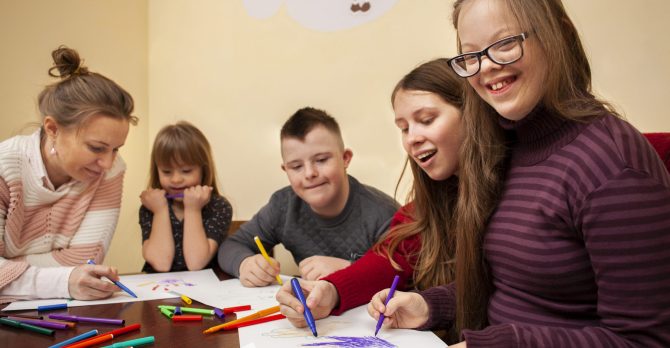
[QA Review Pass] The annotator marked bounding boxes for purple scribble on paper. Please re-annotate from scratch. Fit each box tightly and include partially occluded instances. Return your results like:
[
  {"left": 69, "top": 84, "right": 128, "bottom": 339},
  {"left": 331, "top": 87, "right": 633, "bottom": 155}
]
[{"left": 301, "top": 336, "right": 396, "bottom": 347}]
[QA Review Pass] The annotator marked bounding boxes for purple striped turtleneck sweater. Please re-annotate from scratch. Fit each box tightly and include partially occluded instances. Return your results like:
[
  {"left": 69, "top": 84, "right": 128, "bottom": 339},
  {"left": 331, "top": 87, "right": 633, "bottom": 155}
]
[{"left": 419, "top": 112, "right": 670, "bottom": 347}]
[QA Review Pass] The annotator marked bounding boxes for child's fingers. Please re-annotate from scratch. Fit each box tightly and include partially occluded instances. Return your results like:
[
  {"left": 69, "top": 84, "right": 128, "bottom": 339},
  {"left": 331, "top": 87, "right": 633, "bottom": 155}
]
[{"left": 276, "top": 286, "right": 305, "bottom": 316}]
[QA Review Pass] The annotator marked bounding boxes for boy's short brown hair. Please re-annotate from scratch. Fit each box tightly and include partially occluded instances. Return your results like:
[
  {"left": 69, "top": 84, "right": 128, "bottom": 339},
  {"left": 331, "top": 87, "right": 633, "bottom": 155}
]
[{"left": 280, "top": 107, "right": 343, "bottom": 148}]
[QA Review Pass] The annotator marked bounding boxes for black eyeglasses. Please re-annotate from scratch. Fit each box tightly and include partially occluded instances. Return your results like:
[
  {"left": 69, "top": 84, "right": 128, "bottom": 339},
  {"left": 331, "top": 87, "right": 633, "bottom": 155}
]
[{"left": 448, "top": 32, "right": 529, "bottom": 78}]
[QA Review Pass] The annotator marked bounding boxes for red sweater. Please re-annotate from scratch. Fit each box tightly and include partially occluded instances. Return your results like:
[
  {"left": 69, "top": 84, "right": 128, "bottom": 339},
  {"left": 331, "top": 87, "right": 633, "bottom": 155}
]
[{"left": 322, "top": 205, "right": 420, "bottom": 315}]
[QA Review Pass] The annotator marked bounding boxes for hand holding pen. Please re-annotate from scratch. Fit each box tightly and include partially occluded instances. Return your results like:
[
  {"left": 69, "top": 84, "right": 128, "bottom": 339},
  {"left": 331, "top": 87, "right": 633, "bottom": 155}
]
[
  {"left": 67, "top": 262, "right": 124, "bottom": 300},
  {"left": 367, "top": 283, "right": 431, "bottom": 331},
  {"left": 85, "top": 260, "right": 138, "bottom": 298}
]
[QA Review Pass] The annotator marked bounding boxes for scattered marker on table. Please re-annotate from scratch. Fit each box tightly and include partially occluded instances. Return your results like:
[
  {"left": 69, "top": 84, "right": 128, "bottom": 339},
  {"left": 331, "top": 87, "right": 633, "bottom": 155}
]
[
  {"left": 172, "top": 315, "right": 202, "bottom": 322},
  {"left": 37, "top": 303, "right": 68, "bottom": 312},
  {"left": 180, "top": 295, "right": 192, "bottom": 305},
  {"left": 160, "top": 307, "right": 174, "bottom": 319},
  {"left": 0, "top": 317, "right": 55, "bottom": 336},
  {"left": 214, "top": 308, "right": 225, "bottom": 319},
  {"left": 49, "top": 314, "right": 125, "bottom": 326},
  {"left": 174, "top": 306, "right": 182, "bottom": 315},
  {"left": 221, "top": 305, "right": 251, "bottom": 314},
  {"left": 223, "top": 313, "right": 286, "bottom": 330},
  {"left": 48, "top": 329, "right": 99, "bottom": 348},
  {"left": 12, "top": 318, "right": 69, "bottom": 330},
  {"left": 100, "top": 335, "right": 155, "bottom": 348},
  {"left": 65, "top": 324, "right": 141, "bottom": 348}
]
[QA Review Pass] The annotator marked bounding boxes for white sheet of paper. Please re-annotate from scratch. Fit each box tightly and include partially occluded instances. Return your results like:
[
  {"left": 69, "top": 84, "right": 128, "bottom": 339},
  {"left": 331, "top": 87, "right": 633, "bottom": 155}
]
[
  {"left": 238, "top": 305, "right": 448, "bottom": 347},
  {"left": 171, "top": 275, "right": 291, "bottom": 311},
  {"left": 1, "top": 269, "right": 220, "bottom": 311}
]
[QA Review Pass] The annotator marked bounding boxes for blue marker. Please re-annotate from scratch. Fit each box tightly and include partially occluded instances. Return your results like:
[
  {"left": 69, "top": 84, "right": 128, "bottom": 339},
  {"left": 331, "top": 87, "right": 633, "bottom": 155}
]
[
  {"left": 48, "top": 329, "right": 99, "bottom": 348},
  {"left": 37, "top": 303, "right": 68, "bottom": 312},
  {"left": 86, "top": 259, "right": 138, "bottom": 298},
  {"left": 291, "top": 278, "right": 317, "bottom": 337},
  {"left": 374, "top": 275, "right": 400, "bottom": 336}
]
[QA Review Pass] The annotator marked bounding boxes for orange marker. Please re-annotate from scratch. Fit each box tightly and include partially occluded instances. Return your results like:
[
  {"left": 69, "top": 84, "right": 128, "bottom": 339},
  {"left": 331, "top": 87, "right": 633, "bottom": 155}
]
[
  {"left": 224, "top": 313, "right": 285, "bottom": 330},
  {"left": 66, "top": 333, "right": 113, "bottom": 348},
  {"left": 203, "top": 305, "right": 280, "bottom": 334}
]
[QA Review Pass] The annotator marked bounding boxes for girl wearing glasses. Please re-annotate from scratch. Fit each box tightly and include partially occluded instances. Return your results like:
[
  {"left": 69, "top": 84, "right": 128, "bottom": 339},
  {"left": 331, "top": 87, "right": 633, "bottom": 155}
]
[{"left": 368, "top": 0, "right": 670, "bottom": 347}]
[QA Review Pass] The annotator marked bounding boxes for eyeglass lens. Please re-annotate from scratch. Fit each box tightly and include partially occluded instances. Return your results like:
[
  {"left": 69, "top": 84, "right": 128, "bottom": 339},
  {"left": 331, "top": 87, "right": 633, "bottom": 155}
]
[{"left": 451, "top": 36, "right": 524, "bottom": 77}]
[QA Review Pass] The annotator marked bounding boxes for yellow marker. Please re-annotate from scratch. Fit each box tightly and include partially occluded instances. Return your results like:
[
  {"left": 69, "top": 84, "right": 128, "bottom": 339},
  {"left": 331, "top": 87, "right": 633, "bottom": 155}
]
[
  {"left": 203, "top": 305, "right": 280, "bottom": 334},
  {"left": 253, "top": 236, "right": 283, "bottom": 285},
  {"left": 181, "top": 295, "right": 192, "bottom": 305}
]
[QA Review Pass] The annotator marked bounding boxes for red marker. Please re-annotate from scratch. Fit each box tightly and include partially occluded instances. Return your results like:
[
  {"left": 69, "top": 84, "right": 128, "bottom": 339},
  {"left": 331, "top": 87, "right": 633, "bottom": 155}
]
[
  {"left": 64, "top": 323, "right": 141, "bottom": 348},
  {"left": 222, "top": 305, "right": 251, "bottom": 314},
  {"left": 172, "top": 315, "right": 202, "bottom": 322}
]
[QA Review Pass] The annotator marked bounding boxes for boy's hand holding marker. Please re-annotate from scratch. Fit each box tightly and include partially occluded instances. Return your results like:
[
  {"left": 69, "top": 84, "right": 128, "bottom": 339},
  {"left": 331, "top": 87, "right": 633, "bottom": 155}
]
[{"left": 239, "top": 236, "right": 282, "bottom": 287}]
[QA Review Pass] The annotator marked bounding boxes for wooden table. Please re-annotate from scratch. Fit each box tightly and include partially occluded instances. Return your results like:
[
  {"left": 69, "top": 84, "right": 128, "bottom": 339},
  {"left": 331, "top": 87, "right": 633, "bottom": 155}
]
[{"left": 0, "top": 269, "right": 243, "bottom": 348}]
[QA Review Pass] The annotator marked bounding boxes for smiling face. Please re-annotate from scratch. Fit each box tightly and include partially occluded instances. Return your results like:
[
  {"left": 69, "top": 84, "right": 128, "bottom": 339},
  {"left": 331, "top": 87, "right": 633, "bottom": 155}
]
[
  {"left": 157, "top": 162, "right": 203, "bottom": 199},
  {"left": 394, "top": 89, "right": 463, "bottom": 181},
  {"left": 281, "top": 125, "right": 352, "bottom": 218},
  {"left": 457, "top": 0, "right": 548, "bottom": 121},
  {"left": 45, "top": 114, "right": 129, "bottom": 186}
]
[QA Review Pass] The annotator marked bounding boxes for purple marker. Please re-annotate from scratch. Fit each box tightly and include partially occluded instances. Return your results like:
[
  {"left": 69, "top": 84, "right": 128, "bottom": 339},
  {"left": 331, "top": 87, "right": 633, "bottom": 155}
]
[
  {"left": 214, "top": 308, "right": 225, "bottom": 319},
  {"left": 48, "top": 314, "right": 125, "bottom": 326},
  {"left": 165, "top": 193, "right": 184, "bottom": 199},
  {"left": 11, "top": 318, "right": 69, "bottom": 330},
  {"left": 374, "top": 275, "right": 400, "bottom": 336}
]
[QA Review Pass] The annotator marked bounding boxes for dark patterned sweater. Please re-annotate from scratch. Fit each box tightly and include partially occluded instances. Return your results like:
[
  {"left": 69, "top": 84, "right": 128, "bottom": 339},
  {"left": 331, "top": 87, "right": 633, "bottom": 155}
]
[
  {"left": 218, "top": 175, "right": 398, "bottom": 277},
  {"left": 419, "top": 113, "right": 670, "bottom": 347},
  {"left": 140, "top": 194, "right": 232, "bottom": 273}
]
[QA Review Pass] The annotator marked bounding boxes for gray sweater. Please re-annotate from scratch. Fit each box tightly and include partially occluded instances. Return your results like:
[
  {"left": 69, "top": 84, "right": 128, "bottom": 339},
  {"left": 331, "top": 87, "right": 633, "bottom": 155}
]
[{"left": 218, "top": 175, "right": 399, "bottom": 277}]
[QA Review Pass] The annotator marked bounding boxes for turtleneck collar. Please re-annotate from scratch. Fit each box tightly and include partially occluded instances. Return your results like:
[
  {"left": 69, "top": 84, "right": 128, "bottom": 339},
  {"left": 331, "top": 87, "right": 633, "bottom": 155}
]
[{"left": 499, "top": 106, "right": 588, "bottom": 166}]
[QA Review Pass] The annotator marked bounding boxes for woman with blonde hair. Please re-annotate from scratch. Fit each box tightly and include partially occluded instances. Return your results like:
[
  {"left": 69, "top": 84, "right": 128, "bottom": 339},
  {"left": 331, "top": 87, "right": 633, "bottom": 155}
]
[{"left": 0, "top": 46, "right": 137, "bottom": 302}]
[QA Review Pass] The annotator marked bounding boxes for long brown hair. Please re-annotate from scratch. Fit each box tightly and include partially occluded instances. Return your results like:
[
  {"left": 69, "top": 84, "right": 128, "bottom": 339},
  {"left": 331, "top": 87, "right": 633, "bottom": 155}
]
[
  {"left": 38, "top": 45, "right": 137, "bottom": 134},
  {"left": 373, "top": 58, "right": 464, "bottom": 292},
  {"left": 451, "top": 0, "right": 620, "bottom": 334},
  {"left": 148, "top": 121, "right": 220, "bottom": 196}
]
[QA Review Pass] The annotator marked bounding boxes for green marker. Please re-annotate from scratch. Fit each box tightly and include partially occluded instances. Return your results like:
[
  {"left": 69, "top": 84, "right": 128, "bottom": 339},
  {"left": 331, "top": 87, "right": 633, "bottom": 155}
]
[
  {"left": 157, "top": 305, "right": 214, "bottom": 315},
  {"left": 0, "top": 317, "right": 55, "bottom": 336},
  {"left": 159, "top": 307, "right": 174, "bottom": 319},
  {"left": 101, "top": 335, "right": 155, "bottom": 348}
]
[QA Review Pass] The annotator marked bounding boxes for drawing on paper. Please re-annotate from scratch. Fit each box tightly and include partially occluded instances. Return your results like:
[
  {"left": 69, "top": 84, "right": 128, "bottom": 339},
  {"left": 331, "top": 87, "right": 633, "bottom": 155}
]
[
  {"left": 263, "top": 320, "right": 349, "bottom": 338},
  {"left": 302, "top": 336, "right": 396, "bottom": 347},
  {"left": 137, "top": 278, "right": 196, "bottom": 292}
]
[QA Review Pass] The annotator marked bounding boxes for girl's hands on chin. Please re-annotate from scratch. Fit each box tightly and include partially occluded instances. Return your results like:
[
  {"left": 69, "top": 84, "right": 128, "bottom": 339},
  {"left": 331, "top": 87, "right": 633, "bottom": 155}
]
[
  {"left": 367, "top": 289, "right": 430, "bottom": 329},
  {"left": 183, "top": 185, "right": 212, "bottom": 210},
  {"left": 139, "top": 188, "right": 168, "bottom": 213}
]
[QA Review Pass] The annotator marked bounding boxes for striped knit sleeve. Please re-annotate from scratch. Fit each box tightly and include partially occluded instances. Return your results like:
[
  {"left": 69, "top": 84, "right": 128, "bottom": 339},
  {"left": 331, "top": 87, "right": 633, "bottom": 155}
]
[
  {"left": 0, "top": 174, "right": 31, "bottom": 290},
  {"left": 24, "top": 157, "right": 126, "bottom": 266},
  {"left": 464, "top": 168, "right": 670, "bottom": 347}
]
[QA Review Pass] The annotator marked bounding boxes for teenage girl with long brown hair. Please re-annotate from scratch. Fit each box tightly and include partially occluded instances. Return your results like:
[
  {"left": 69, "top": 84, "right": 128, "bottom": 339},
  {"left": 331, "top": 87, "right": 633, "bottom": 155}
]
[{"left": 276, "top": 58, "right": 498, "bottom": 341}]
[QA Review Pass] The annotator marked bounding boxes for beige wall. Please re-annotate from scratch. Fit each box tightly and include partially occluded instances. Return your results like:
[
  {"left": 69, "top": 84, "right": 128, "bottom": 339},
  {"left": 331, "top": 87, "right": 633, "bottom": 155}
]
[{"left": 1, "top": 0, "right": 668, "bottom": 274}]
